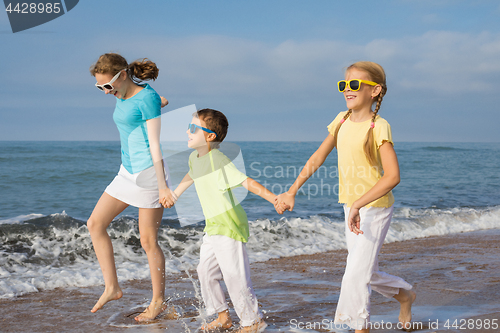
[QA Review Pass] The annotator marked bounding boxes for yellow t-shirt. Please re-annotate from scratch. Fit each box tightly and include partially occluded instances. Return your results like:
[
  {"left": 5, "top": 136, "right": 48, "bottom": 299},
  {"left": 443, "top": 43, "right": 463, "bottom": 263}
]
[{"left": 327, "top": 111, "right": 395, "bottom": 208}]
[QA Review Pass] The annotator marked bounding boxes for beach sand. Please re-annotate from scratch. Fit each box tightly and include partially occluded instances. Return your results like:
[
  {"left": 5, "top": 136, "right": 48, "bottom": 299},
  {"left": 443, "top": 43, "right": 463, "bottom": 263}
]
[{"left": 1, "top": 229, "right": 499, "bottom": 332}]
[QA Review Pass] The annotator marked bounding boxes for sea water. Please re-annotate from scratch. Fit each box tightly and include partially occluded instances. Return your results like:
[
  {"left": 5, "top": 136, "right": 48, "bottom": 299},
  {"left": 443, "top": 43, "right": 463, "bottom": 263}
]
[{"left": 1, "top": 141, "right": 500, "bottom": 298}]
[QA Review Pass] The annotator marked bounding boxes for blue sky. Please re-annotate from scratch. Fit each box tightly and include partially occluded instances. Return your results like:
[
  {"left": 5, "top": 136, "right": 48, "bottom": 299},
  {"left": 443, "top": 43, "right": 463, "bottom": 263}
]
[{"left": 1, "top": 0, "right": 499, "bottom": 142}]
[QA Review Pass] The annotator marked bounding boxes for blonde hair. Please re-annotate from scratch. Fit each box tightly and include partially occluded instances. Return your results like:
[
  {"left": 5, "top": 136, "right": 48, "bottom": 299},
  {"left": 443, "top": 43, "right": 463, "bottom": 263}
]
[
  {"left": 90, "top": 53, "right": 159, "bottom": 84},
  {"left": 332, "top": 61, "right": 387, "bottom": 165}
]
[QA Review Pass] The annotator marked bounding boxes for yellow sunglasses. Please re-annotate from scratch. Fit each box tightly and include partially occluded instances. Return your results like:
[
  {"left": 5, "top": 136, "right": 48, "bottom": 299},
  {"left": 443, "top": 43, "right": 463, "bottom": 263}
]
[{"left": 338, "top": 79, "right": 378, "bottom": 92}]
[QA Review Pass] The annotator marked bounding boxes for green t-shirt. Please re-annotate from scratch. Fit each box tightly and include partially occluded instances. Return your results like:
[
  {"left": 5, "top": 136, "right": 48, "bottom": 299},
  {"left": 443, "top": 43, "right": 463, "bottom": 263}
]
[{"left": 188, "top": 149, "right": 249, "bottom": 242}]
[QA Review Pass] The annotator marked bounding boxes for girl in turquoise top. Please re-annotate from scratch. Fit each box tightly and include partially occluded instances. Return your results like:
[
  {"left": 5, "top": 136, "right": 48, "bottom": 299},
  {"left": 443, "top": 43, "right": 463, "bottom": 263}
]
[{"left": 88, "top": 53, "right": 176, "bottom": 322}]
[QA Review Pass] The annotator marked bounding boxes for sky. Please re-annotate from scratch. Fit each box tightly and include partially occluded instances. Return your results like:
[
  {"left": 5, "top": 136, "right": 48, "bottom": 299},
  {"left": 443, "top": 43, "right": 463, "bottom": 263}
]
[{"left": 1, "top": 0, "right": 499, "bottom": 142}]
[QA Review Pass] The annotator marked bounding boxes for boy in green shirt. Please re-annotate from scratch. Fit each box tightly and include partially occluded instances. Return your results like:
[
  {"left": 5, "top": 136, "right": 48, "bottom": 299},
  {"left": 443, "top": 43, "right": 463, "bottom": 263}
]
[{"left": 166, "top": 109, "right": 280, "bottom": 332}]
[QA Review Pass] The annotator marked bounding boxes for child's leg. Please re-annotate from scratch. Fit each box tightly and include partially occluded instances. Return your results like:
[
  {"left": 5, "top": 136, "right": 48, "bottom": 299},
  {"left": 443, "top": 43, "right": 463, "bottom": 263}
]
[
  {"left": 198, "top": 234, "right": 232, "bottom": 330},
  {"left": 334, "top": 206, "right": 394, "bottom": 330},
  {"left": 210, "top": 235, "right": 262, "bottom": 328},
  {"left": 135, "top": 207, "right": 167, "bottom": 321},
  {"left": 87, "top": 192, "right": 128, "bottom": 313},
  {"left": 393, "top": 288, "right": 416, "bottom": 330},
  {"left": 366, "top": 209, "right": 414, "bottom": 330}
]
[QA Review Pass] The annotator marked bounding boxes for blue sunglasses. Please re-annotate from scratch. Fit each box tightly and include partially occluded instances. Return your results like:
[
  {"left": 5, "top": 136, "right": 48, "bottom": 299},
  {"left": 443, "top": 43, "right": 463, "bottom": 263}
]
[{"left": 188, "top": 123, "right": 217, "bottom": 137}]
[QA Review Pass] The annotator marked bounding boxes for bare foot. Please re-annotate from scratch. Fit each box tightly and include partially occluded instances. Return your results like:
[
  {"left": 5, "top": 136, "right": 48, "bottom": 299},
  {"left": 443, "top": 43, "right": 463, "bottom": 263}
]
[
  {"left": 396, "top": 289, "right": 416, "bottom": 331},
  {"left": 201, "top": 310, "right": 232, "bottom": 331},
  {"left": 235, "top": 320, "right": 267, "bottom": 333},
  {"left": 134, "top": 299, "right": 169, "bottom": 322},
  {"left": 91, "top": 287, "right": 123, "bottom": 313}
]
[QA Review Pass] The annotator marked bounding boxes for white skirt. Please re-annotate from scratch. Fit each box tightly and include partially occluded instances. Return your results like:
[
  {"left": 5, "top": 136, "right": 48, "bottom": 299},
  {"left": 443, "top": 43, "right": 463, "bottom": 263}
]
[{"left": 105, "top": 160, "right": 171, "bottom": 208}]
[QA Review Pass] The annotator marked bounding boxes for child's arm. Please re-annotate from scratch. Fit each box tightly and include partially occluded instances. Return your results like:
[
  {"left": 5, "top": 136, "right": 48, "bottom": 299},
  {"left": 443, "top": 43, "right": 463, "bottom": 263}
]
[
  {"left": 348, "top": 141, "right": 400, "bottom": 235},
  {"left": 241, "top": 177, "right": 281, "bottom": 206},
  {"left": 161, "top": 172, "right": 193, "bottom": 208},
  {"left": 146, "top": 117, "right": 177, "bottom": 208},
  {"left": 275, "top": 134, "right": 336, "bottom": 213},
  {"left": 174, "top": 172, "right": 194, "bottom": 198}
]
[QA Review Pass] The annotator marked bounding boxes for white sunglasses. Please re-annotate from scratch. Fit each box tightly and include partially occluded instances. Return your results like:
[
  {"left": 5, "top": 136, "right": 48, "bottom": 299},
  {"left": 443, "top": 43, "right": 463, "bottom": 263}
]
[{"left": 95, "top": 69, "right": 126, "bottom": 91}]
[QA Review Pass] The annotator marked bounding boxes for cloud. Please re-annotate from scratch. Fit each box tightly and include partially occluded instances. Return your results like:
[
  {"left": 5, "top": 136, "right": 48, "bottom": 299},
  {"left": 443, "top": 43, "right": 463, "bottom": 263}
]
[
  {"left": 3, "top": 29, "right": 500, "bottom": 114},
  {"left": 388, "top": 31, "right": 500, "bottom": 92},
  {"left": 4, "top": 30, "right": 500, "bottom": 109},
  {"left": 117, "top": 31, "right": 500, "bottom": 98},
  {"left": 2, "top": 29, "right": 500, "bottom": 141}
]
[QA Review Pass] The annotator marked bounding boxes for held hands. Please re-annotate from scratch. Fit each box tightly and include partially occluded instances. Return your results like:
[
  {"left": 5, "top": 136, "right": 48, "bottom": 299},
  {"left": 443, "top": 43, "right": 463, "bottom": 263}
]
[
  {"left": 159, "top": 188, "right": 178, "bottom": 208},
  {"left": 274, "top": 190, "right": 364, "bottom": 235},
  {"left": 348, "top": 207, "right": 363, "bottom": 235},
  {"left": 274, "top": 192, "right": 295, "bottom": 215}
]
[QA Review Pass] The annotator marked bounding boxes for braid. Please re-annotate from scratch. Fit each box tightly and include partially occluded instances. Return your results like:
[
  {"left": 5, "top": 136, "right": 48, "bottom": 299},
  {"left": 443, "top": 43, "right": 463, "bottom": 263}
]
[
  {"left": 363, "top": 84, "right": 387, "bottom": 166},
  {"left": 332, "top": 109, "right": 352, "bottom": 148}
]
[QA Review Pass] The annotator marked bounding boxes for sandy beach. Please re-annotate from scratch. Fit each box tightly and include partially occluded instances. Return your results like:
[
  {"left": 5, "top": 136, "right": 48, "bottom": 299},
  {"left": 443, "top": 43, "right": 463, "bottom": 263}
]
[{"left": 1, "top": 229, "right": 499, "bottom": 333}]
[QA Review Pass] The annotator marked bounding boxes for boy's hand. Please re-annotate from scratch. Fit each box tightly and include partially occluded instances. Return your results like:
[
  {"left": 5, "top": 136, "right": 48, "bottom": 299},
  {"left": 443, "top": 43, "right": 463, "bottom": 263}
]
[
  {"left": 159, "top": 188, "right": 177, "bottom": 208},
  {"left": 160, "top": 96, "right": 169, "bottom": 108},
  {"left": 274, "top": 192, "right": 294, "bottom": 214}
]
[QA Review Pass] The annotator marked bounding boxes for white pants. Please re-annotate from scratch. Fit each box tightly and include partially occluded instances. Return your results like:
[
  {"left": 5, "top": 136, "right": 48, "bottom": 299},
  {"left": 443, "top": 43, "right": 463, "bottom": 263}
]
[
  {"left": 197, "top": 234, "right": 262, "bottom": 327},
  {"left": 334, "top": 205, "right": 412, "bottom": 330}
]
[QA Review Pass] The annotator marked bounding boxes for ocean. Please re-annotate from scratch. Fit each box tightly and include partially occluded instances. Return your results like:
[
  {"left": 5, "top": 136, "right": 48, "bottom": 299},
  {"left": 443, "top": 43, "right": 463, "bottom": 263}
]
[{"left": 1, "top": 141, "right": 500, "bottom": 299}]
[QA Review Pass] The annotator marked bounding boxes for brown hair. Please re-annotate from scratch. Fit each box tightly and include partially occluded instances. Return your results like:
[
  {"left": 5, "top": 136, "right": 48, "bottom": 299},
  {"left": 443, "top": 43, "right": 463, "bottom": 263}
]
[
  {"left": 89, "top": 53, "right": 159, "bottom": 83},
  {"left": 332, "top": 61, "right": 387, "bottom": 165},
  {"left": 194, "top": 109, "right": 228, "bottom": 149}
]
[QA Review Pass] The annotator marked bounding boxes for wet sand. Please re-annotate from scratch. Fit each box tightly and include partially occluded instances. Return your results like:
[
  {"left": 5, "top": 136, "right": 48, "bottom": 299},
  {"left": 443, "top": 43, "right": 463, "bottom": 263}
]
[{"left": 1, "top": 229, "right": 499, "bottom": 332}]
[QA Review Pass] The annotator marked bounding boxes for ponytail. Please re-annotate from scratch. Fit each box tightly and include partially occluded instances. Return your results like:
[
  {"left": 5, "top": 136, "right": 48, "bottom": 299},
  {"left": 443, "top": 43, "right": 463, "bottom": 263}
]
[
  {"left": 90, "top": 53, "right": 159, "bottom": 83},
  {"left": 127, "top": 58, "right": 159, "bottom": 83}
]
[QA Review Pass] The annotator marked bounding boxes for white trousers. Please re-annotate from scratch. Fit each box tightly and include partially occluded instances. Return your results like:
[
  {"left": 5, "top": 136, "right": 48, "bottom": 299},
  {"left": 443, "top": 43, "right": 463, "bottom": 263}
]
[
  {"left": 197, "top": 234, "right": 262, "bottom": 327},
  {"left": 334, "top": 205, "right": 412, "bottom": 330}
]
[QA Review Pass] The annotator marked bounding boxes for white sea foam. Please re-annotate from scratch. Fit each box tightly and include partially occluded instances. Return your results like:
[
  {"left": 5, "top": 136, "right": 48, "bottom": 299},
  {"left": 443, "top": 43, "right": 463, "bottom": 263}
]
[
  {"left": 0, "top": 213, "right": 44, "bottom": 225},
  {"left": 247, "top": 206, "right": 500, "bottom": 262},
  {"left": 246, "top": 216, "right": 346, "bottom": 262},
  {"left": 1, "top": 206, "right": 499, "bottom": 298},
  {"left": 387, "top": 206, "right": 500, "bottom": 243}
]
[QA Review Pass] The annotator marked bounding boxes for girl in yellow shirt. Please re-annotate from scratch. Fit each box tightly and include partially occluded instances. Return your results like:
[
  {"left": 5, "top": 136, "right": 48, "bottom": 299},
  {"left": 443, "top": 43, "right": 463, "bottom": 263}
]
[{"left": 275, "top": 61, "right": 415, "bottom": 333}]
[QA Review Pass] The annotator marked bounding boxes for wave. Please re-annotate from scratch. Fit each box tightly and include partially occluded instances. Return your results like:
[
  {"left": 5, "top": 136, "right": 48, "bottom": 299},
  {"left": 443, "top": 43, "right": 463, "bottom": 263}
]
[
  {"left": 0, "top": 213, "right": 45, "bottom": 225},
  {"left": 1, "top": 206, "right": 499, "bottom": 298},
  {"left": 388, "top": 206, "right": 500, "bottom": 242}
]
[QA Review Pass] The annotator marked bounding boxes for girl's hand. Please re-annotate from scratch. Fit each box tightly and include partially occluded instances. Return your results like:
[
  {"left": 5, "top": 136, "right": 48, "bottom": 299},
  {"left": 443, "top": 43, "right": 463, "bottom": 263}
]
[
  {"left": 273, "top": 195, "right": 290, "bottom": 215},
  {"left": 348, "top": 207, "right": 363, "bottom": 235},
  {"left": 160, "top": 96, "right": 169, "bottom": 108},
  {"left": 159, "top": 188, "right": 177, "bottom": 208},
  {"left": 274, "top": 192, "right": 295, "bottom": 214}
]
